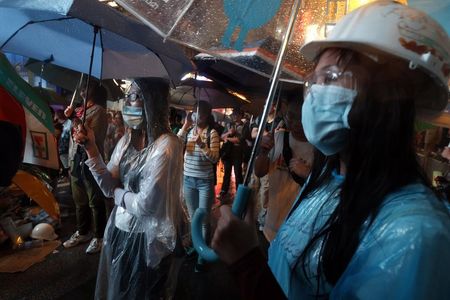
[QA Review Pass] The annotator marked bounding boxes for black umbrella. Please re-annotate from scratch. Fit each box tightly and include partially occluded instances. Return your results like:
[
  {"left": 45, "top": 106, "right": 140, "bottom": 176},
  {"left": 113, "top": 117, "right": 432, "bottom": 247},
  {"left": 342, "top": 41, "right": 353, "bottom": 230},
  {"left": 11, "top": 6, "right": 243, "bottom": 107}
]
[
  {"left": 171, "top": 77, "right": 250, "bottom": 110},
  {"left": 193, "top": 54, "right": 302, "bottom": 114},
  {"left": 25, "top": 58, "right": 123, "bottom": 102}
]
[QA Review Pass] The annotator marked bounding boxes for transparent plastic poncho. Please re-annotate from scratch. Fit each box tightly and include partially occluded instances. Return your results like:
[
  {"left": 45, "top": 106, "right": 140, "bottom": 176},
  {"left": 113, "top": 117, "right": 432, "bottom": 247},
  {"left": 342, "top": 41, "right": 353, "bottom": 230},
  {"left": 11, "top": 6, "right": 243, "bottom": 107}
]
[
  {"left": 86, "top": 132, "right": 184, "bottom": 300},
  {"left": 269, "top": 172, "right": 450, "bottom": 299}
]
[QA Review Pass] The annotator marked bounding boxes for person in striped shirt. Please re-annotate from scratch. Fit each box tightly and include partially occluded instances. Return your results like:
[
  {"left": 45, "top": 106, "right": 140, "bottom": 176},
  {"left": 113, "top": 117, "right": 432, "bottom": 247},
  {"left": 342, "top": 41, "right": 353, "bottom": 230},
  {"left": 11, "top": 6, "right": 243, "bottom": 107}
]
[{"left": 177, "top": 100, "right": 220, "bottom": 271}]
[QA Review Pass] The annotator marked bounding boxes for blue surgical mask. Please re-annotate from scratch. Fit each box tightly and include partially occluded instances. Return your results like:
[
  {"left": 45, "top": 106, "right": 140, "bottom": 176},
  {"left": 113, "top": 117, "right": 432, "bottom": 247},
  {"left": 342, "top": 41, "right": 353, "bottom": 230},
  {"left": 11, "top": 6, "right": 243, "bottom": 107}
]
[
  {"left": 301, "top": 84, "right": 357, "bottom": 156},
  {"left": 122, "top": 105, "right": 144, "bottom": 129}
]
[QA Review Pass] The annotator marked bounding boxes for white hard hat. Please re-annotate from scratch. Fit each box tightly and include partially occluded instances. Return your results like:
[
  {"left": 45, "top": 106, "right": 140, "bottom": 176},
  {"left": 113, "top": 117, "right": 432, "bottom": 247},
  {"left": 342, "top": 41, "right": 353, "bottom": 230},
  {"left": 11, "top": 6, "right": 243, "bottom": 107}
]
[
  {"left": 300, "top": 0, "right": 450, "bottom": 112},
  {"left": 30, "top": 223, "right": 58, "bottom": 241}
]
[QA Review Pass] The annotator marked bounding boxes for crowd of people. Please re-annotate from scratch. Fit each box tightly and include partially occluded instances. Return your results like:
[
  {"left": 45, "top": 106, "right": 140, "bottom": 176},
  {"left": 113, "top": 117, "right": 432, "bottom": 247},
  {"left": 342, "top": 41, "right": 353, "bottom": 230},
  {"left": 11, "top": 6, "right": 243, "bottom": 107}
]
[
  {"left": 3, "top": 1, "right": 448, "bottom": 299},
  {"left": 56, "top": 74, "right": 316, "bottom": 298}
]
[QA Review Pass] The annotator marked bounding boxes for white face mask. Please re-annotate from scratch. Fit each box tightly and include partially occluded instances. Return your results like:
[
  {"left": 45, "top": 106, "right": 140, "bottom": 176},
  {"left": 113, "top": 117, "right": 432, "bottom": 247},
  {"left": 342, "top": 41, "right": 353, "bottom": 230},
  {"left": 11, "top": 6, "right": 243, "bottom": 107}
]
[
  {"left": 122, "top": 105, "right": 144, "bottom": 129},
  {"left": 191, "top": 112, "right": 198, "bottom": 123},
  {"left": 301, "top": 84, "right": 357, "bottom": 156}
]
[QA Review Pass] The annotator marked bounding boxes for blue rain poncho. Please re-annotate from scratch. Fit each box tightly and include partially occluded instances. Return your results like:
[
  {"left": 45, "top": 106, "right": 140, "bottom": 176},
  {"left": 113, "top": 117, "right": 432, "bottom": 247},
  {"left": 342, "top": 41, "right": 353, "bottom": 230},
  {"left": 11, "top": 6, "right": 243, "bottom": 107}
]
[{"left": 269, "top": 171, "right": 450, "bottom": 299}]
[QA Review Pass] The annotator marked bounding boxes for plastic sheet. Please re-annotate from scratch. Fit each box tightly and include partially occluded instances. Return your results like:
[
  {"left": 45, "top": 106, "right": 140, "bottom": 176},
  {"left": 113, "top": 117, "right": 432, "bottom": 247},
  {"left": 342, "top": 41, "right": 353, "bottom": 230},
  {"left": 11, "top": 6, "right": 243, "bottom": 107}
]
[
  {"left": 85, "top": 78, "right": 184, "bottom": 299},
  {"left": 87, "top": 132, "right": 183, "bottom": 299},
  {"left": 269, "top": 173, "right": 450, "bottom": 299}
]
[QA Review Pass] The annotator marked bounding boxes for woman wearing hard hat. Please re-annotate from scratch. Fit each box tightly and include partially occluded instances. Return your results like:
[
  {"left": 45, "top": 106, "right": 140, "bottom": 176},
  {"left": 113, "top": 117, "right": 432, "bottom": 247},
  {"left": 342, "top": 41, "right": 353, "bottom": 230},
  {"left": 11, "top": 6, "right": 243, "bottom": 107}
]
[{"left": 212, "top": 1, "right": 450, "bottom": 299}]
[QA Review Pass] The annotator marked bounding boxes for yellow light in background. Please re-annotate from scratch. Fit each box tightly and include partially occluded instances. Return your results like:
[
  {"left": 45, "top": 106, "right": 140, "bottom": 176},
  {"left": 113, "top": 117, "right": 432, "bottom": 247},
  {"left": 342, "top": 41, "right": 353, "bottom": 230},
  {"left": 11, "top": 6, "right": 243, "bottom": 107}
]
[
  {"left": 226, "top": 89, "right": 251, "bottom": 103},
  {"left": 347, "top": 0, "right": 407, "bottom": 13},
  {"left": 16, "top": 236, "right": 23, "bottom": 246},
  {"left": 327, "top": 0, "right": 347, "bottom": 23},
  {"left": 224, "top": 108, "right": 233, "bottom": 116}
]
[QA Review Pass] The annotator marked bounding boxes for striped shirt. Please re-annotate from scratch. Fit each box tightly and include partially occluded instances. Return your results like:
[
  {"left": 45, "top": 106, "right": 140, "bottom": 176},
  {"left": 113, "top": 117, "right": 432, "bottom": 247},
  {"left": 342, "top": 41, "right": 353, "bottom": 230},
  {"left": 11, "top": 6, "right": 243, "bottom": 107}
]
[{"left": 178, "top": 126, "right": 220, "bottom": 179}]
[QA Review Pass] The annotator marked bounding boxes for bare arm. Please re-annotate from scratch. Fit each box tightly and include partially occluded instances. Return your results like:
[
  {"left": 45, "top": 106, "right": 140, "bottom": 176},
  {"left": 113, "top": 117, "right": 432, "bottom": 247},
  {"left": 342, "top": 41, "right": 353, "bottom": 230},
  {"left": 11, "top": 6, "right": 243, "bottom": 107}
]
[
  {"left": 177, "top": 112, "right": 193, "bottom": 143},
  {"left": 251, "top": 127, "right": 258, "bottom": 139},
  {"left": 253, "top": 133, "right": 274, "bottom": 178}
]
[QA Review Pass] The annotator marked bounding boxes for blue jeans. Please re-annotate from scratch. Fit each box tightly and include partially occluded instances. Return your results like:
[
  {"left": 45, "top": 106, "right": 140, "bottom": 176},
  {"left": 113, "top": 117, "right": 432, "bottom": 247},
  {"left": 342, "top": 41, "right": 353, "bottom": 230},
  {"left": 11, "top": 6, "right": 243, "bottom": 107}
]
[{"left": 183, "top": 176, "right": 215, "bottom": 243}]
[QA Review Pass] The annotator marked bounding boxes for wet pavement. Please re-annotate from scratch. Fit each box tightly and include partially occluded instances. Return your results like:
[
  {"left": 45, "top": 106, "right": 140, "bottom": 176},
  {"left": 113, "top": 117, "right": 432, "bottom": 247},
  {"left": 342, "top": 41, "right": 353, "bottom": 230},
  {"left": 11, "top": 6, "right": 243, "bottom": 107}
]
[{"left": 0, "top": 175, "right": 251, "bottom": 299}]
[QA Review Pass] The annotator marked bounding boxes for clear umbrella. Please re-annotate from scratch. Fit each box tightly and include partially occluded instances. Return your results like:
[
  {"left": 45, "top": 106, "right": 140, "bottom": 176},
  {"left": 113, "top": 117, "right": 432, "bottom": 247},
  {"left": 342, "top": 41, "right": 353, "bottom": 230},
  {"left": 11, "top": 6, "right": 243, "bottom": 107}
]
[
  {"left": 116, "top": 0, "right": 449, "bottom": 261},
  {"left": 116, "top": 0, "right": 420, "bottom": 80},
  {"left": 117, "top": 0, "right": 305, "bottom": 262}
]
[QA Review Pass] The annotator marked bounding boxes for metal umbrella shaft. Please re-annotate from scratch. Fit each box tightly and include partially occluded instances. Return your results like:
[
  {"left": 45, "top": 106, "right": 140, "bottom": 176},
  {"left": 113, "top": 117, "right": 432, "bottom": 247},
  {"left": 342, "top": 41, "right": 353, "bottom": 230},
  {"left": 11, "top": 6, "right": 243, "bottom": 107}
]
[
  {"left": 82, "top": 26, "right": 99, "bottom": 125},
  {"left": 243, "top": 0, "right": 302, "bottom": 186},
  {"left": 69, "top": 73, "right": 84, "bottom": 108},
  {"left": 194, "top": 72, "right": 199, "bottom": 132},
  {"left": 192, "top": 0, "right": 304, "bottom": 262},
  {"left": 269, "top": 82, "right": 283, "bottom": 133}
]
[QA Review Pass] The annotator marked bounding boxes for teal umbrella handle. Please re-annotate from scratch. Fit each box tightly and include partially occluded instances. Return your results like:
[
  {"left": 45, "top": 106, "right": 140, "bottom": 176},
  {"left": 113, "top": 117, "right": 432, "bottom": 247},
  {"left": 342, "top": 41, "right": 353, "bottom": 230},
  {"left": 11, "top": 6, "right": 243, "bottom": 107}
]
[{"left": 191, "top": 184, "right": 251, "bottom": 262}]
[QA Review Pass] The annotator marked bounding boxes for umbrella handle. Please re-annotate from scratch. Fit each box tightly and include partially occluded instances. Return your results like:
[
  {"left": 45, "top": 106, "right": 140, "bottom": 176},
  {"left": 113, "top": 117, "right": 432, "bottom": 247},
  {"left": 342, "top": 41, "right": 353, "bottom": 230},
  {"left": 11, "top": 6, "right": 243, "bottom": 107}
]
[{"left": 191, "top": 184, "right": 251, "bottom": 262}]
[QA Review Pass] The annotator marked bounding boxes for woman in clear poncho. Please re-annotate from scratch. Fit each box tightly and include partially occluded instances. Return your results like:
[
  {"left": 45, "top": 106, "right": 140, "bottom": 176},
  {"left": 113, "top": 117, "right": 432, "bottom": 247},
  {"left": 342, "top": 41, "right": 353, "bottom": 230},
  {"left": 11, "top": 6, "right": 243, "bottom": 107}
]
[
  {"left": 212, "top": 2, "right": 450, "bottom": 299},
  {"left": 74, "top": 78, "right": 184, "bottom": 299}
]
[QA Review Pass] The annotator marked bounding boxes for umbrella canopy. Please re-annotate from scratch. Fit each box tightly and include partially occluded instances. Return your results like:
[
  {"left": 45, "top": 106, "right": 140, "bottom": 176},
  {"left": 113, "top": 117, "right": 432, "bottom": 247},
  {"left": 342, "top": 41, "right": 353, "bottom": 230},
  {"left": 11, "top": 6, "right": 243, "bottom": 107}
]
[
  {"left": 25, "top": 58, "right": 123, "bottom": 101},
  {"left": 117, "top": 0, "right": 450, "bottom": 262},
  {"left": 33, "top": 87, "right": 66, "bottom": 105},
  {"left": 0, "top": 0, "right": 192, "bottom": 84},
  {"left": 116, "top": 0, "right": 434, "bottom": 81},
  {"left": 193, "top": 53, "right": 303, "bottom": 113},
  {"left": 170, "top": 77, "right": 250, "bottom": 109}
]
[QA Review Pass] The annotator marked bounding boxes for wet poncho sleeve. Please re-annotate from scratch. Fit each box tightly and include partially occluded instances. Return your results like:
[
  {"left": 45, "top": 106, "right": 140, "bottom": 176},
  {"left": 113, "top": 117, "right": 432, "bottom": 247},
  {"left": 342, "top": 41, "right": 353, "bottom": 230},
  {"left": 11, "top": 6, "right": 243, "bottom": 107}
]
[
  {"left": 268, "top": 180, "right": 450, "bottom": 299},
  {"left": 330, "top": 190, "right": 450, "bottom": 299},
  {"left": 119, "top": 135, "right": 183, "bottom": 216},
  {"left": 85, "top": 134, "right": 128, "bottom": 198}
]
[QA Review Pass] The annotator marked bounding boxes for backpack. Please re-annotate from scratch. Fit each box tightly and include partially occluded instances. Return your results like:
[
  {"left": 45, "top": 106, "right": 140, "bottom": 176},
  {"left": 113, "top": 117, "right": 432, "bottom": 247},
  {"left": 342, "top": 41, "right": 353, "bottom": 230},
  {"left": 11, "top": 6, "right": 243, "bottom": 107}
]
[{"left": 185, "top": 127, "right": 218, "bottom": 186}]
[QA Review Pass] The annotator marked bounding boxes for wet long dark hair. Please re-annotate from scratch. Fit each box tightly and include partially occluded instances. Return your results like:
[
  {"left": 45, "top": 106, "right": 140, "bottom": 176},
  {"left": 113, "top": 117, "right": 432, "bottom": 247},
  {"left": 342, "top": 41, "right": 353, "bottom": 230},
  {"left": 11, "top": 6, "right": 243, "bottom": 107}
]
[
  {"left": 292, "top": 49, "right": 434, "bottom": 294},
  {"left": 131, "top": 78, "right": 181, "bottom": 230},
  {"left": 134, "top": 78, "right": 171, "bottom": 144}
]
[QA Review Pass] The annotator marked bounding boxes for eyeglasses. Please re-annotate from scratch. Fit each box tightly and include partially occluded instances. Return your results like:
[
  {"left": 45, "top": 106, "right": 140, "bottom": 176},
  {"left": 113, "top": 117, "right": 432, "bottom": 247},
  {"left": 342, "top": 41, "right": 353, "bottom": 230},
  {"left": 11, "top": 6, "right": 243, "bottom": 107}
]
[{"left": 304, "top": 66, "right": 355, "bottom": 97}]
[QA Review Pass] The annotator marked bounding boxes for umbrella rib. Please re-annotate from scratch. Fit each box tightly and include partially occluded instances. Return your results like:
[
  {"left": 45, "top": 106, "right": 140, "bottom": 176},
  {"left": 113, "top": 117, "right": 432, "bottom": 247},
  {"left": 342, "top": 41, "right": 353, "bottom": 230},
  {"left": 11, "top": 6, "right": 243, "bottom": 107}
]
[
  {"left": 99, "top": 28, "right": 104, "bottom": 80},
  {"left": 179, "top": 87, "right": 194, "bottom": 105},
  {"left": 203, "top": 87, "right": 212, "bottom": 104},
  {"left": 152, "top": 51, "right": 177, "bottom": 88},
  {"left": 166, "top": 0, "right": 195, "bottom": 38},
  {"left": 0, "top": 17, "right": 75, "bottom": 49}
]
